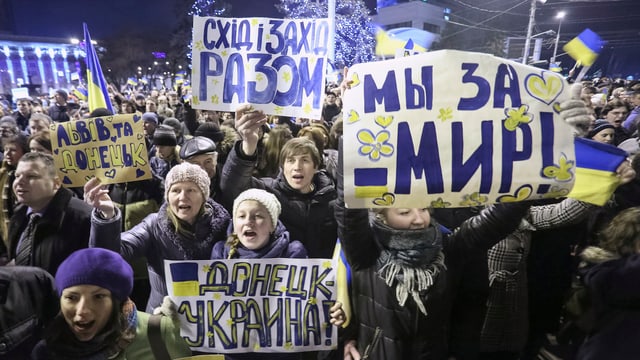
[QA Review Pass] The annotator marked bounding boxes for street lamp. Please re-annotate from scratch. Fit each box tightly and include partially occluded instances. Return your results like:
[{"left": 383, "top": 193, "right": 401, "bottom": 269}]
[
  {"left": 522, "top": 0, "right": 548, "bottom": 64},
  {"left": 551, "top": 11, "right": 566, "bottom": 64}
]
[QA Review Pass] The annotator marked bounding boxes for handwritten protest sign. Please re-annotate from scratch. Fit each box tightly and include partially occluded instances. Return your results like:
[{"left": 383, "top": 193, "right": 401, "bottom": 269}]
[
  {"left": 343, "top": 49, "right": 577, "bottom": 208},
  {"left": 191, "top": 16, "right": 329, "bottom": 118},
  {"left": 51, "top": 113, "right": 151, "bottom": 186},
  {"left": 165, "top": 258, "right": 337, "bottom": 354}
]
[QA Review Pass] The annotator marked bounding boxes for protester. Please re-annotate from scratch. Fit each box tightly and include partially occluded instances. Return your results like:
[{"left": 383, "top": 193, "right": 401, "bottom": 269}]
[
  {"left": 28, "top": 113, "right": 52, "bottom": 135},
  {"left": 575, "top": 207, "right": 640, "bottom": 360},
  {"left": 85, "top": 162, "right": 230, "bottom": 311},
  {"left": 150, "top": 124, "right": 181, "bottom": 187},
  {"left": 0, "top": 152, "right": 93, "bottom": 274},
  {"left": 0, "top": 266, "right": 58, "bottom": 360},
  {"left": 31, "top": 248, "right": 191, "bottom": 359},
  {"left": 47, "top": 89, "right": 71, "bottom": 122},
  {"left": 221, "top": 106, "right": 338, "bottom": 259},
  {"left": 212, "top": 188, "right": 307, "bottom": 260},
  {"left": 0, "top": 134, "right": 29, "bottom": 246},
  {"left": 29, "top": 131, "right": 53, "bottom": 154},
  {"left": 586, "top": 119, "right": 615, "bottom": 145}
]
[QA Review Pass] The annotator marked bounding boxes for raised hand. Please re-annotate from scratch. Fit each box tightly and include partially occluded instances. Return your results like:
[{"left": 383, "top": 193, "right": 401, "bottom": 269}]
[
  {"left": 559, "top": 83, "right": 593, "bottom": 137},
  {"left": 83, "top": 177, "right": 115, "bottom": 219},
  {"left": 234, "top": 104, "right": 267, "bottom": 156}
]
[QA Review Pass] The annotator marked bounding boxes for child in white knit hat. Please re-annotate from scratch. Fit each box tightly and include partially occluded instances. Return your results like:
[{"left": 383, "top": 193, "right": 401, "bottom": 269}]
[{"left": 211, "top": 188, "right": 307, "bottom": 260}]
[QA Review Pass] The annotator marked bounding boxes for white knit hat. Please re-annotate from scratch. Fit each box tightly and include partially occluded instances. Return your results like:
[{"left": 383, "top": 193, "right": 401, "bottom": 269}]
[
  {"left": 164, "top": 162, "right": 210, "bottom": 200},
  {"left": 233, "top": 189, "right": 281, "bottom": 228}
]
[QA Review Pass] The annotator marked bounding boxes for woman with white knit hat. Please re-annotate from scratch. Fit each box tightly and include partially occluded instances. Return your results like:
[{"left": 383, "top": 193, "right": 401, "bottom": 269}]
[{"left": 84, "top": 162, "right": 230, "bottom": 312}]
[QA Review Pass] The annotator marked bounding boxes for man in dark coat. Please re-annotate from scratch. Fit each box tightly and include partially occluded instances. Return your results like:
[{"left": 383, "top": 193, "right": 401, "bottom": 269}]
[
  {"left": 0, "top": 152, "right": 93, "bottom": 275},
  {"left": 47, "top": 89, "right": 70, "bottom": 122}
]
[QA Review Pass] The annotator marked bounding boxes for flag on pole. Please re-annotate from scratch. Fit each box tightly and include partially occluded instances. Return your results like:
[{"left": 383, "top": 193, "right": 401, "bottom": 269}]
[
  {"left": 127, "top": 77, "right": 138, "bottom": 86},
  {"left": 71, "top": 87, "right": 87, "bottom": 102},
  {"left": 83, "top": 23, "right": 114, "bottom": 114},
  {"left": 563, "top": 28, "right": 606, "bottom": 67}
]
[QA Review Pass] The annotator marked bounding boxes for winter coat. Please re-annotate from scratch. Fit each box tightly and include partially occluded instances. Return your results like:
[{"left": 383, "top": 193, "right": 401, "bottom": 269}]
[
  {"left": 576, "top": 252, "right": 640, "bottom": 360},
  {"left": 31, "top": 311, "right": 191, "bottom": 360},
  {"left": 481, "top": 198, "right": 593, "bottom": 353},
  {"left": 335, "top": 200, "right": 529, "bottom": 360},
  {"left": 0, "top": 187, "right": 93, "bottom": 275},
  {"left": 220, "top": 142, "right": 338, "bottom": 259},
  {"left": 47, "top": 104, "right": 70, "bottom": 122},
  {"left": 0, "top": 266, "right": 58, "bottom": 360},
  {"left": 89, "top": 198, "right": 230, "bottom": 312},
  {"left": 209, "top": 220, "right": 306, "bottom": 360}
]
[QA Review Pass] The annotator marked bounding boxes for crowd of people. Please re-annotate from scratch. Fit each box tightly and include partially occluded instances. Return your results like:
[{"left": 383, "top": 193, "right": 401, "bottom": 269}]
[{"left": 0, "top": 71, "right": 638, "bottom": 360}]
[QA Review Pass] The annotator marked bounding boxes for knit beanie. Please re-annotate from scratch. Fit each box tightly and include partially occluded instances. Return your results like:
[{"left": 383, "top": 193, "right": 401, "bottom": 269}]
[
  {"left": 153, "top": 125, "right": 177, "bottom": 146},
  {"left": 164, "top": 162, "right": 211, "bottom": 201},
  {"left": 55, "top": 248, "right": 133, "bottom": 302},
  {"left": 587, "top": 119, "right": 615, "bottom": 139},
  {"left": 195, "top": 122, "right": 225, "bottom": 143},
  {"left": 233, "top": 188, "right": 281, "bottom": 228},
  {"left": 142, "top": 112, "right": 158, "bottom": 125}
]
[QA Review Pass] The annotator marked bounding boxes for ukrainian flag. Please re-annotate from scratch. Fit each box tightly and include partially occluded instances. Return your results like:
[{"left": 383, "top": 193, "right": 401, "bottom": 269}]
[
  {"left": 332, "top": 239, "right": 351, "bottom": 328},
  {"left": 354, "top": 168, "right": 388, "bottom": 198},
  {"left": 83, "top": 23, "right": 114, "bottom": 114},
  {"left": 71, "top": 87, "right": 87, "bottom": 102},
  {"left": 568, "top": 137, "right": 627, "bottom": 206},
  {"left": 563, "top": 28, "right": 606, "bottom": 67},
  {"left": 169, "top": 262, "right": 200, "bottom": 297},
  {"left": 127, "top": 77, "right": 138, "bottom": 86}
]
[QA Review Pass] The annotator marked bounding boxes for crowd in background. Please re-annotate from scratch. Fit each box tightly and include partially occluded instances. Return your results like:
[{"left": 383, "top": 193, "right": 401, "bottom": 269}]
[{"left": 0, "top": 72, "right": 638, "bottom": 360}]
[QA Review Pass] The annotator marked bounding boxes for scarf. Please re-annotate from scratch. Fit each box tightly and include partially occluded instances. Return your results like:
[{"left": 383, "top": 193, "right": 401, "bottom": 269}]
[
  {"left": 371, "top": 216, "right": 446, "bottom": 316},
  {"left": 226, "top": 222, "right": 291, "bottom": 259},
  {"left": 159, "top": 200, "right": 220, "bottom": 260},
  {"left": 45, "top": 299, "right": 138, "bottom": 360}
]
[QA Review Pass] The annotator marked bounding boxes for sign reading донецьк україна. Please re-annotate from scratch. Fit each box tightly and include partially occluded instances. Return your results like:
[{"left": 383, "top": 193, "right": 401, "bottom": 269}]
[
  {"left": 191, "top": 16, "right": 329, "bottom": 119},
  {"left": 165, "top": 258, "right": 337, "bottom": 353},
  {"left": 343, "top": 49, "right": 577, "bottom": 209}
]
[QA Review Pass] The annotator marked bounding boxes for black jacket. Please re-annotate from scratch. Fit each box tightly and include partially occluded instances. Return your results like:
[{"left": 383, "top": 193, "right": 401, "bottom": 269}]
[
  {"left": 2, "top": 187, "right": 93, "bottom": 275},
  {"left": 0, "top": 266, "right": 58, "bottom": 360},
  {"left": 221, "top": 141, "right": 338, "bottom": 258}
]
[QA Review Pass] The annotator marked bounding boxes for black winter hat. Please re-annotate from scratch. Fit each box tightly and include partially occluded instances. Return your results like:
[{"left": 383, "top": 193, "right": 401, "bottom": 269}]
[
  {"left": 153, "top": 125, "right": 177, "bottom": 146},
  {"left": 179, "top": 136, "right": 217, "bottom": 160}
]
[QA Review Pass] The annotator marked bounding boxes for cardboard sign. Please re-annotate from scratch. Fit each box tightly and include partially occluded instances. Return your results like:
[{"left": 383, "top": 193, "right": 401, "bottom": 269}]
[
  {"left": 191, "top": 16, "right": 329, "bottom": 118},
  {"left": 51, "top": 113, "right": 152, "bottom": 186},
  {"left": 343, "top": 50, "right": 576, "bottom": 208},
  {"left": 165, "top": 258, "right": 337, "bottom": 354}
]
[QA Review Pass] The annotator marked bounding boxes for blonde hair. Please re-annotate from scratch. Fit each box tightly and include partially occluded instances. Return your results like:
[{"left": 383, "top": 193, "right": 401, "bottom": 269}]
[{"left": 599, "top": 207, "right": 640, "bottom": 257}]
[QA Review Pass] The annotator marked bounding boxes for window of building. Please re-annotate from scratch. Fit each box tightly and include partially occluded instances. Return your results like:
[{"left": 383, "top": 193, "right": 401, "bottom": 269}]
[{"left": 423, "top": 23, "right": 440, "bottom": 33}]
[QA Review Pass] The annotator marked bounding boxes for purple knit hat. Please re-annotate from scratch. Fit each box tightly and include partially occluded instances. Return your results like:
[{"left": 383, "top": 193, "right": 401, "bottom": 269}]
[{"left": 55, "top": 248, "right": 133, "bottom": 302}]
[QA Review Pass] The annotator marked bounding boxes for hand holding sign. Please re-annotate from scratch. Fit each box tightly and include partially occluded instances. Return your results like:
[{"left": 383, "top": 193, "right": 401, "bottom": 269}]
[
  {"left": 235, "top": 104, "right": 267, "bottom": 156},
  {"left": 558, "top": 83, "right": 593, "bottom": 137}
]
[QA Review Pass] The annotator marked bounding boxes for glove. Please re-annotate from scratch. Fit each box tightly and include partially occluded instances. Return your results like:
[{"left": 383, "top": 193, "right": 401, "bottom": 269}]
[
  {"left": 558, "top": 83, "right": 593, "bottom": 137},
  {"left": 153, "top": 295, "right": 179, "bottom": 322}
]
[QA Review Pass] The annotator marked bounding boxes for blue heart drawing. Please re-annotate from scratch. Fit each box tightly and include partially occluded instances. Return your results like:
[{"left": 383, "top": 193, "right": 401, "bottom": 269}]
[
  {"left": 133, "top": 114, "right": 141, "bottom": 122},
  {"left": 111, "top": 136, "right": 118, "bottom": 142},
  {"left": 136, "top": 169, "right": 145, "bottom": 178},
  {"left": 105, "top": 169, "right": 116, "bottom": 179},
  {"left": 62, "top": 176, "right": 72, "bottom": 184},
  {"left": 53, "top": 149, "right": 59, "bottom": 155}
]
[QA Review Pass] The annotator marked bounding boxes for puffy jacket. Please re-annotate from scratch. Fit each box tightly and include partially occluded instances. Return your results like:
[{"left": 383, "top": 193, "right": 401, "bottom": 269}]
[
  {"left": 90, "top": 199, "right": 230, "bottom": 312},
  {"left": 221, "top": 141, "right": 338, "bottom": 259},
  {"left": 336, "top": 201, "right": 529, "bottom": 360},
  {"left": 0, "top": 266, "right": 58, "bottom": 360}
]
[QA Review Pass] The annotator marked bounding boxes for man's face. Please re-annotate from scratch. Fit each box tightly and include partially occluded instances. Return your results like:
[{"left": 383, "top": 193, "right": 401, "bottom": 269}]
[
  {"left": 325, "top": 94, "right": 336, "bottom": 105},
  {"left": 135, "top": 97, "right": 145, "bottom": 107},
  {"left": 143, "top": 121, "right": 157, "bottom": 137},
  {"left": 54, "top": 93, "right": 65, "bottom": 105},
  {"left": 13, "top": 159, "right": 60, "bottom": 211},
  {"left": 186, "top": 153, "right": 218, "bottom": 179},
  {"left": 633, "top": 94, "right": 640, "bottom": 107},
  {"left": 605, "top": 106, "right": 629, "bottom": 128},
  {"left": 29, "top": 119, "right": 49, "bottom": 134},
  {"left": 4, "top": 143, "right": 24, "bottom": 166},
  {"left": 145, "top": 100, "right": 157, "bottom": 113},
  {"left": 168, "top": 94, "right": 179, "bottom": 106},
  {"left": 282, "top": 153, "right": 317, "bottom": 193},
  {"left": 17, "top": 101, "right": 31, "bottom": 116}
]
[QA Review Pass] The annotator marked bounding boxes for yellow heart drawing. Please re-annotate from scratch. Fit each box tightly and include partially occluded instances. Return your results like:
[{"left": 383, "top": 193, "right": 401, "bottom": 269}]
[
  {"left": 553, "top": 102, "right": 562, "bottom": 113},
  {"left": 350, "top": 73, "right": 361, "bottom": 87},
  {"left": 373, "top": 192, "right": 395, "bottom": 206},
  {"left": 525, "top": 73, "right": 563, "bottom": 105},
  {"left": 348, "top": 110, "right": 360, "bottom": 123},
  {"left": 374, "top": 115, "right": 393, "bottom": 128}
]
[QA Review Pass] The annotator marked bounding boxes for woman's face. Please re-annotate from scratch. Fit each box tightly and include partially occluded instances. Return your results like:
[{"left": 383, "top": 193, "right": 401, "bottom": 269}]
[
  {"left": 592, "top": 128, "right": 615, "bottom": 144},
  {"left": 383, "top": 208, "right": 431, "bottom": 230},
  {"left": 233, "top": 200, "right": 274, "bottom": 250},
  {"left": 60, "top": 285, "right": 113, "bottom": 342},
  {"left": 168, "top": 181, "right": 204, "bottom": 224},
  {"left": 30, "top": 139, "right": 51, "bottom": 154}
]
